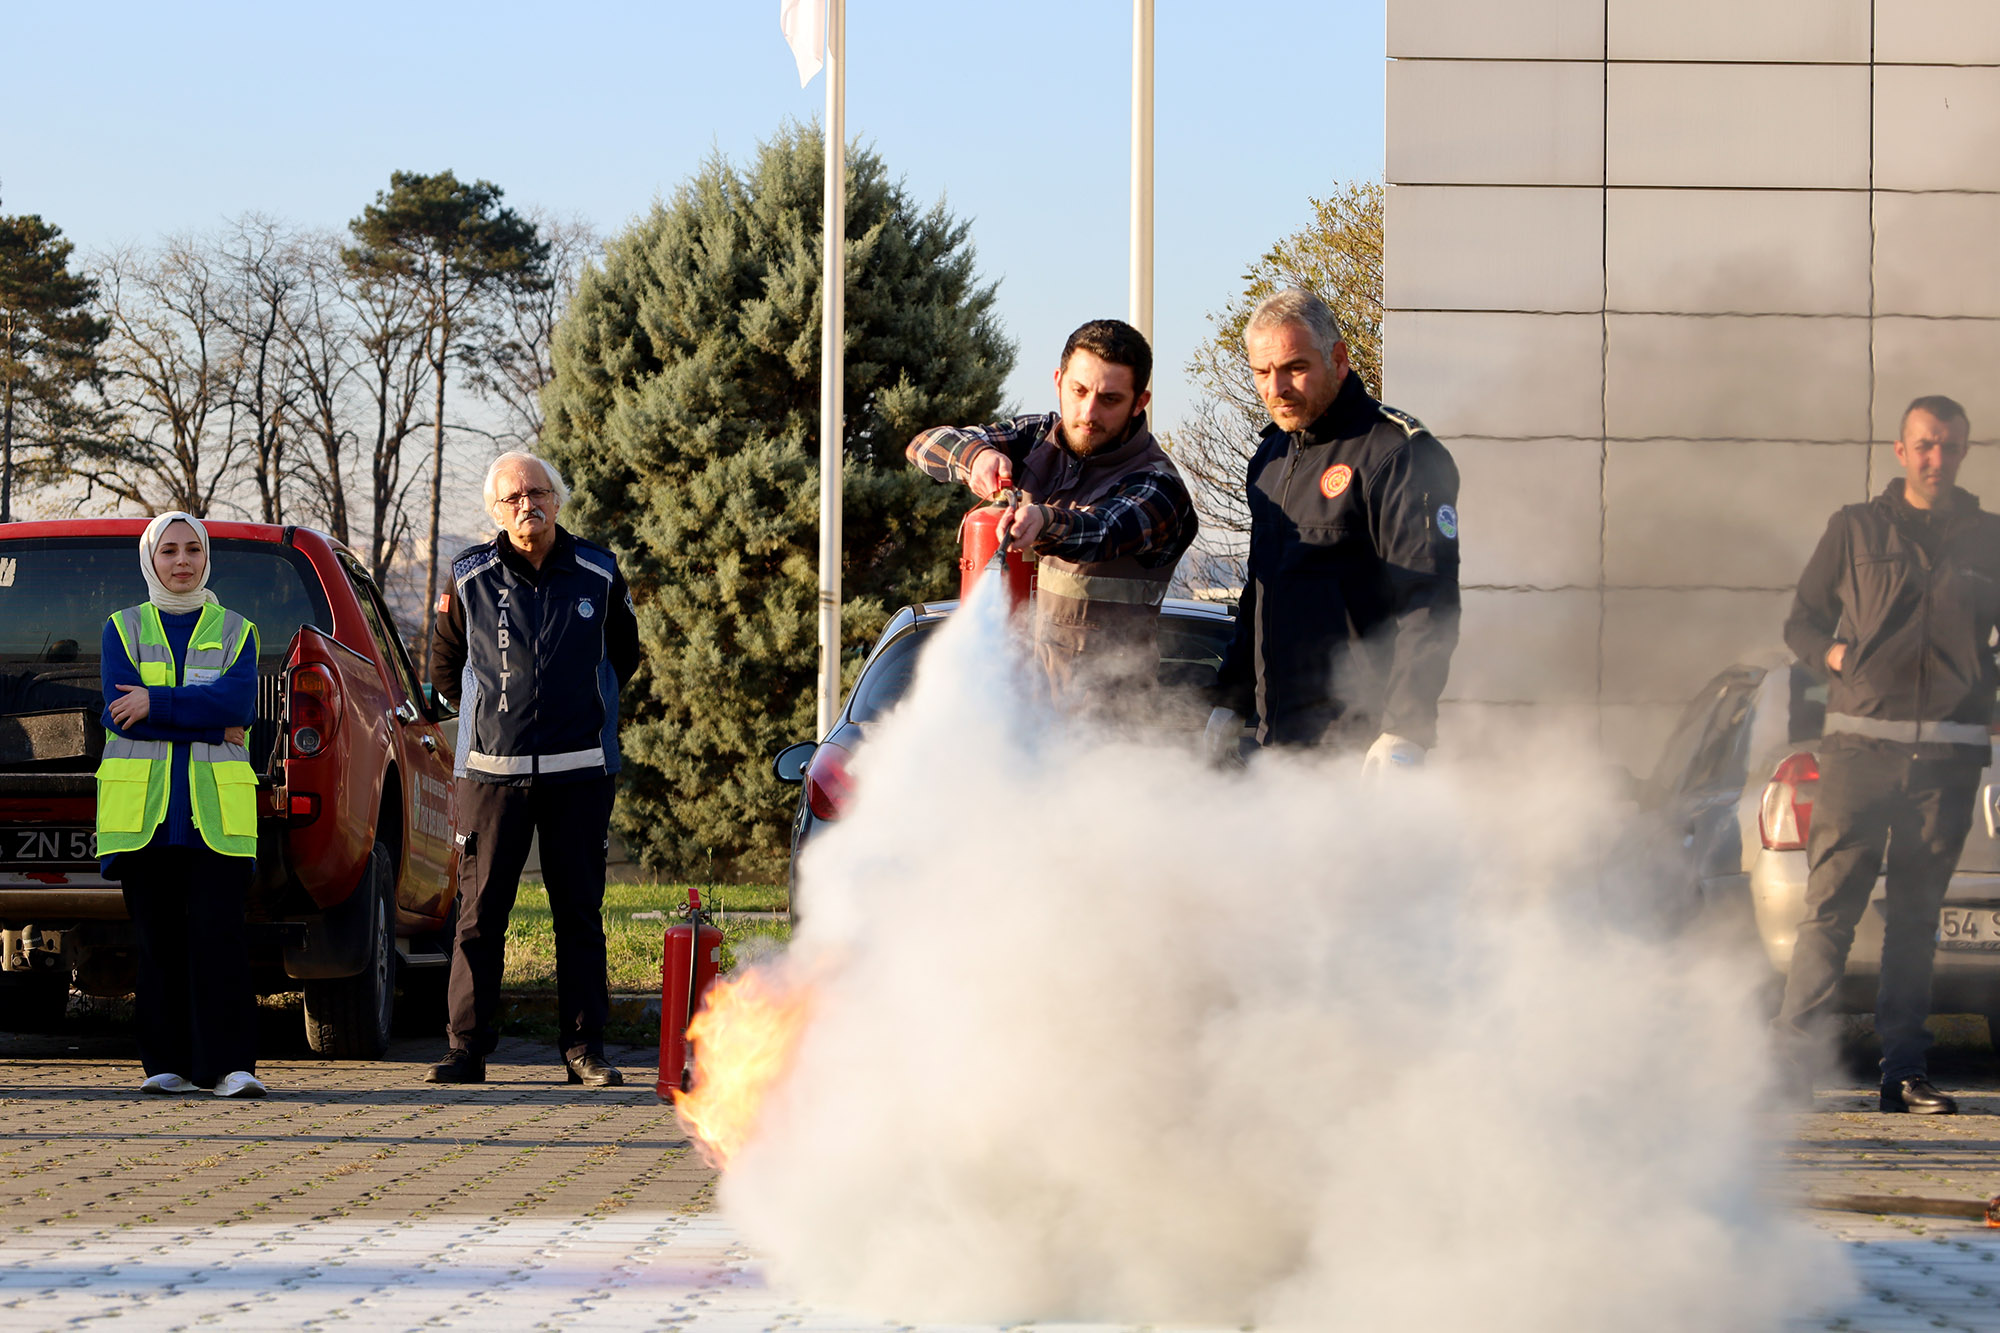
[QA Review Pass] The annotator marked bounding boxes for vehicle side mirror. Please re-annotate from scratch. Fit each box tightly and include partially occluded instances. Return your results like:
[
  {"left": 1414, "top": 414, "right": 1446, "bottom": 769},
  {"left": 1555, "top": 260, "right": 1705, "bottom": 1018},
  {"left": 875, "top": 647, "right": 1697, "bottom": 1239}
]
[{"left": 773, "top": 741, "right": 816, "bottom": 784}]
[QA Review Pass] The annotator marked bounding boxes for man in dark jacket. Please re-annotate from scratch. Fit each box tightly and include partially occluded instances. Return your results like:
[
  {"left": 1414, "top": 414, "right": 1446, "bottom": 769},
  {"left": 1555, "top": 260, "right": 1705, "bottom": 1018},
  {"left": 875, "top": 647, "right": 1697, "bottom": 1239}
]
[
  {"left": 1776, "top": 395, "right": 2000, "bottom": 1114},
  {"left": 424, "top": 450, "right": 641, "bottom": 1088},
  {"left": 907, "top": 319, "right": 1198, "bottom": 698},
  {"left": 1207, "top": 289, "right": 1460, "bottom": 770}
]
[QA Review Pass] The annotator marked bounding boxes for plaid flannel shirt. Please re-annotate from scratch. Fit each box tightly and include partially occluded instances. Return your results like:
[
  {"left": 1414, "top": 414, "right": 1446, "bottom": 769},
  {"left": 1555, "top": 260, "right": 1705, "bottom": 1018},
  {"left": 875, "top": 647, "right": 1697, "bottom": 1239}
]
[{"left": 906, "top": 413, "right": 1197, "bottom": 568}]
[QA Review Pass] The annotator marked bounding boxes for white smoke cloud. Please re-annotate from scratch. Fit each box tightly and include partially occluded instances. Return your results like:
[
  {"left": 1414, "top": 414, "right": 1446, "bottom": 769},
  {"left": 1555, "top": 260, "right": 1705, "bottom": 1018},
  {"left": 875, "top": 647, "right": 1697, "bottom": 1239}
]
[{"left": 717, "top": 580, "right": 1850, "bottom": 1329}]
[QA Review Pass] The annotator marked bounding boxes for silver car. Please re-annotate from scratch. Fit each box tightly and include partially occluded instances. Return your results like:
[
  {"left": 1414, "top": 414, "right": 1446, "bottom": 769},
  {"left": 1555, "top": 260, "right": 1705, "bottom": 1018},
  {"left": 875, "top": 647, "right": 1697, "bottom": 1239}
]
[{"left": 1630, "top": 659, "right": 2000, "bottom": 1044}]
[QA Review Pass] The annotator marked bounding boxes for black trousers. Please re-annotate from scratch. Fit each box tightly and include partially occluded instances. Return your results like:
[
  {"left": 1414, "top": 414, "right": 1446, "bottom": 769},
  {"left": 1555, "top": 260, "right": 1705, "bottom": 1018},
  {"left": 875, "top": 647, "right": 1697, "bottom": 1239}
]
[
  {"left": 118, "top": 844, "right": 257, "bottom": 1086},
  {"left": 1772, "top": 737, "right": 1984, "bottom": 1080},
  {"left": 447, "top": 774, "right": 615, "bottom": 1061}
]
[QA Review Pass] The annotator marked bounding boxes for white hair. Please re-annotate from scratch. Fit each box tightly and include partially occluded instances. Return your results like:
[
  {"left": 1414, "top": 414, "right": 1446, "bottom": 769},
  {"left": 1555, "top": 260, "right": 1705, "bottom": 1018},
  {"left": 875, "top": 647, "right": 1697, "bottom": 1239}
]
[
  {"left": 1244, "top": 288, "right": 1345, "bottom": 364},
  {"left": 483, "top": 450, "right": 570, "bottom": 510}
]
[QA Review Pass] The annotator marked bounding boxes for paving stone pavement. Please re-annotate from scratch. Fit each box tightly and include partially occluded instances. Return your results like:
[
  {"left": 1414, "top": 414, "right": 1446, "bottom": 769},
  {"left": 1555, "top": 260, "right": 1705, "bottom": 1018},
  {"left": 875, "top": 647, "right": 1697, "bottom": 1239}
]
[{"left": 0, "top": 1031, "right": 1996, "bottom": 1330}]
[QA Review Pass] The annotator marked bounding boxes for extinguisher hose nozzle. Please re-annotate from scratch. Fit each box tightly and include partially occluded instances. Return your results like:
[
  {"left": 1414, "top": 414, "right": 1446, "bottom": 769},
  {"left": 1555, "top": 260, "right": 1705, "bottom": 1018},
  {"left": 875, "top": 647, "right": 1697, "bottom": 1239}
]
[{"left": 989, "top": 488, "right": 1018, "bottom": 560}]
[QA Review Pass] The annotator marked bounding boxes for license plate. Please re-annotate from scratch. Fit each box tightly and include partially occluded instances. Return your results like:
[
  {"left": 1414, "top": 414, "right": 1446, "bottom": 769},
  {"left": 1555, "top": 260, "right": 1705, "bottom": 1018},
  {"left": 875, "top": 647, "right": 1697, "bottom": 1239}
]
[
  {"left": 1938, "top": 904, "right": 2000, "bottom": 952},
  {"left": 1, "top": 826, "right": 96, "bottom": 869}
]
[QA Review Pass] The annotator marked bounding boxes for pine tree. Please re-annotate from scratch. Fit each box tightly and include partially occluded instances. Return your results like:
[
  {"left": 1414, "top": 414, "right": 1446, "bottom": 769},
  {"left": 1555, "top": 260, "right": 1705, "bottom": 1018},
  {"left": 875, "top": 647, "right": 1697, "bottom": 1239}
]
[
  {"left": 542, "top": 122, "right": 1015, "bottom": 880},
  {"left": 345, "top": 172, "right": 547, "bottom": 673},
  {"left": 0, "top": 211, "right": 109, "bottom": 521}
]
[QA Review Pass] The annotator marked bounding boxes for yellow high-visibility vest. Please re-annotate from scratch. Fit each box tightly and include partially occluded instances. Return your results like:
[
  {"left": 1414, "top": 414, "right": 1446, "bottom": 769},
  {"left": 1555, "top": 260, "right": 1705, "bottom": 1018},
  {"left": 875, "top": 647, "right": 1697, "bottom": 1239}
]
[{"left": 95, "top": 601, "right": 259, "bottom": 860}]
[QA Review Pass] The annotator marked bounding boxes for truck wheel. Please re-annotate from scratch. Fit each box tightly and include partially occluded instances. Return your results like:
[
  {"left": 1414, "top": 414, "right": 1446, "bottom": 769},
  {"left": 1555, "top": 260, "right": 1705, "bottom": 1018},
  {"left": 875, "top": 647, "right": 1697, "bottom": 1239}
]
[{"left": 302, "top": 841, "right": 396, "bottom": 1059}]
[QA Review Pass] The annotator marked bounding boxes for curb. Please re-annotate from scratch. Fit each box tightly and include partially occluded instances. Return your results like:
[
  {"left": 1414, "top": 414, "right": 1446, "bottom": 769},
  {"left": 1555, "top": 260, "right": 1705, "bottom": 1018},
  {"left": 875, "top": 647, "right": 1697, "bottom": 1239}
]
[{"left": 497, "top": 991, "right": 663, "bottom": 1027}]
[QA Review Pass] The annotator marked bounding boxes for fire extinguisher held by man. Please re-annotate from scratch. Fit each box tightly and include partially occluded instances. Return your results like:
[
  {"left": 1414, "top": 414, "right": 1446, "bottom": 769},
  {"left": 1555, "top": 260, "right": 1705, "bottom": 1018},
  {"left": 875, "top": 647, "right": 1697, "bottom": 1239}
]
[
  {"left": 1205, "top": 288, "right": 1462, "bottom": 775},
  {"left": 905, "top": 319, "right": 1199, "bottom": 699}
]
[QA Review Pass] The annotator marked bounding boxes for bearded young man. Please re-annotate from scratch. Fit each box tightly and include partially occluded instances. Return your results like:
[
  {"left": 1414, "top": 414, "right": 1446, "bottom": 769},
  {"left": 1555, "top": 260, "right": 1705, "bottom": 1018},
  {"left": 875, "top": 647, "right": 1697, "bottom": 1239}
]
[{"left": 906, "top": 318, "right": 1197, "bottom": 696}]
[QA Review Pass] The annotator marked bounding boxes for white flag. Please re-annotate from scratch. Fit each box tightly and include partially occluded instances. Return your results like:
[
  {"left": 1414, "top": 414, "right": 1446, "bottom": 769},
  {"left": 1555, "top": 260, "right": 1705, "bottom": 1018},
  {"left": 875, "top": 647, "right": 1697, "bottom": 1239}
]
[{"left": 781, "top": 0, "right": 825, "bottom": 87}]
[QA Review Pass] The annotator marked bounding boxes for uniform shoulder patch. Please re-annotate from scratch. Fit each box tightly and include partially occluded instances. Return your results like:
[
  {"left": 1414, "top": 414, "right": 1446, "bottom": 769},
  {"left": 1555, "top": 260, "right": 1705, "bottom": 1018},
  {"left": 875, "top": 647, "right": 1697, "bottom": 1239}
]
[
  {"left": 1378, "top": 405, "right": 1430, "bottom": 439},
  {"left": 451, "top": 546, "right": 500, "bottom": 582},
  {"left": 1437, "top": 504, "right": 1459, "bottom": 540}
]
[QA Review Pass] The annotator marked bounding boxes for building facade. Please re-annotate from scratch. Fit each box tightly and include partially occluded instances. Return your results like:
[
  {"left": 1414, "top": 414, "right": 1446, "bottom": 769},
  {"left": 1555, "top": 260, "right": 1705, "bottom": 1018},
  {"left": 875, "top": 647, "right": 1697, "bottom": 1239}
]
[{"left": 1383, "top": 1, "right": 2000, "bottom": 765}]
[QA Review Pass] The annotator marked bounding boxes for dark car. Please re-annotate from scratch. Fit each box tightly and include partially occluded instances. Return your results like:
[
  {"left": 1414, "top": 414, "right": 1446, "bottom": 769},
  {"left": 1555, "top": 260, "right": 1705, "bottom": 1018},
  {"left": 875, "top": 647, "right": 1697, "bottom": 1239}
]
[{"left": 773, "top": 597, "right": 1237, "bottom": 906}]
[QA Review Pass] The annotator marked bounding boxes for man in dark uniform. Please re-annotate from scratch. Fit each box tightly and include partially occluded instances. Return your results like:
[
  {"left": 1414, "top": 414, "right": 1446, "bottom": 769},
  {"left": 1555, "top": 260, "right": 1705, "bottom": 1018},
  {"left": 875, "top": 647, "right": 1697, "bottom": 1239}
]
[
  {"left": 1776, "top": 395, "right": 2000, "bottom": 1114},
  {"left": 907, "top": 319, "right": 1198, "bottom": 698},
  {"left": 425, "top": 450, "right": 641, "bottom": 1087},
  {"left": 1207, "top": 289, "right": 1460, "bottom": 770}
]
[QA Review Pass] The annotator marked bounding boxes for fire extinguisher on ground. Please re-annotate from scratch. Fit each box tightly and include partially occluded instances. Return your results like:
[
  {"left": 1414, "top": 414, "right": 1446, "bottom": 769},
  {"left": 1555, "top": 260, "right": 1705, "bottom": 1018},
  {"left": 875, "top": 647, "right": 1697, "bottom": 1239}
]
[{"left": 656, "top": 886, "right": 724, "bottom": 1102}]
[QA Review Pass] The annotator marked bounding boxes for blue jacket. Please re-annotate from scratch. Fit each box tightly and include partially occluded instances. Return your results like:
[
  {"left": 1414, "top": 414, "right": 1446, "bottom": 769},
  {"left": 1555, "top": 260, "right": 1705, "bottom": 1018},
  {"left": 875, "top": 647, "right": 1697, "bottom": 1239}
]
[
  {"left": 429, "top": 527, "right": 640, "bottom": 785},
  {"left": 98, "top": 606, "right": 259, "bottom": 872},
  {"left": 1212, "top": 371, "right": 1462, "bottom": 749}
]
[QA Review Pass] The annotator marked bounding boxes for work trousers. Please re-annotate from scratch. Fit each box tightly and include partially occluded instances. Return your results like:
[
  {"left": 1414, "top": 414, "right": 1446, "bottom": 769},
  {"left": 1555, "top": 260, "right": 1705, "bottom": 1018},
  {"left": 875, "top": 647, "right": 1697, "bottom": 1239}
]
[
  {"left": 117, "top": 843, "right": 257, "bottom": 1086},
  {"left": 446, "top": 774, "right": 615, "bottom": 1062},
  {"left": 1773, "top": 737, "right": 1983, "bottom": 1080}
]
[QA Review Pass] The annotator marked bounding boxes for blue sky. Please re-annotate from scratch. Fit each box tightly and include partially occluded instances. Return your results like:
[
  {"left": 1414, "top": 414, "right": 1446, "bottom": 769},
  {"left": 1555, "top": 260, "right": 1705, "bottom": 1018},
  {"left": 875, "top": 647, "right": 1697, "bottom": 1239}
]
[{"left": 6, "top": 0, "right": 1385, "bottom": 433}]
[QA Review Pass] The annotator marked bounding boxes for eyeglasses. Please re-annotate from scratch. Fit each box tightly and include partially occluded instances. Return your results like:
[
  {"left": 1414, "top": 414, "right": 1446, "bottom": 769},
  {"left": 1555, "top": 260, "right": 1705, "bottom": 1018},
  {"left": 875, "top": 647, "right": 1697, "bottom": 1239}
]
[{"left": 494, "top": 487, "right": 555, "bottom": 511}]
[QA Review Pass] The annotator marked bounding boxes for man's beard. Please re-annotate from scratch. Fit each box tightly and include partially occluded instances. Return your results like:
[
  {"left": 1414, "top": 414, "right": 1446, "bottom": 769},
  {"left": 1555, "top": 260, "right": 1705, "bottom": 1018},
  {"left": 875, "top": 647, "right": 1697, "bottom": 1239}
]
[{"left": 1063, "top": 415, "right": 1137, "bottom": 458}]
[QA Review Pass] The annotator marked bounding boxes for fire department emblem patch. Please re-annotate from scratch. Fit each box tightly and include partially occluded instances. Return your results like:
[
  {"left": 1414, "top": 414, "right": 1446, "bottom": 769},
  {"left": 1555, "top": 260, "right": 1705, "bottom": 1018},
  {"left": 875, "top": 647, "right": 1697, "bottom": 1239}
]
[
  {"left": 1437, "top": 505, "right": 1458, "bottom": 540},
  {"left": 1319, "top": 464, "right": 1354, "bottom": 499},
  {"left": 578, "top": 598, "right": 596, "bottom": 619}
]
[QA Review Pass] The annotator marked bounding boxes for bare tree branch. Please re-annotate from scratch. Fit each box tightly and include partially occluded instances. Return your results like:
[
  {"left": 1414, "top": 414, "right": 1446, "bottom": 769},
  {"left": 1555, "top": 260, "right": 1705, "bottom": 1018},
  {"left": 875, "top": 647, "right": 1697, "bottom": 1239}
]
[{"left": 1162, "top": 181, "right": 1383, "bottom": 592}]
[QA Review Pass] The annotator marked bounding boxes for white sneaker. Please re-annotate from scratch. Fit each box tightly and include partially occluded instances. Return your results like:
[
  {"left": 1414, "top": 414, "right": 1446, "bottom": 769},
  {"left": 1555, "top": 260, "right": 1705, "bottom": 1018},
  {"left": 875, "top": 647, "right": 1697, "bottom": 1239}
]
[
  {"left": 213, "top": 1071, "right": 267, "bottom": 1099},
  {"left": 139, "top": 1073, "right": 197, "bottom": 1095}
]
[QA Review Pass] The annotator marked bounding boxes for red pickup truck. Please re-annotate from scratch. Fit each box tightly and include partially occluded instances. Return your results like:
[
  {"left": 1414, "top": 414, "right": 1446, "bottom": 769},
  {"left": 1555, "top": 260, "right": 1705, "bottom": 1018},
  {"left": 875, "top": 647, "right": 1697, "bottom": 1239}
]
[{"left": 0, "top": 520, "right": 461, "bottom": 1057}]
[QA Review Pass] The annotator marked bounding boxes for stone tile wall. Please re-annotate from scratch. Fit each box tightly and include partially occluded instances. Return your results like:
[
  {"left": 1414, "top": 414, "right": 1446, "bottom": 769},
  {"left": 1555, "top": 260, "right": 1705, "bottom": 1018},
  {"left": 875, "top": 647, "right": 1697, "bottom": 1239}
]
[{"left": 1385, "top": 0, "right": 2000, "bottom": 767}]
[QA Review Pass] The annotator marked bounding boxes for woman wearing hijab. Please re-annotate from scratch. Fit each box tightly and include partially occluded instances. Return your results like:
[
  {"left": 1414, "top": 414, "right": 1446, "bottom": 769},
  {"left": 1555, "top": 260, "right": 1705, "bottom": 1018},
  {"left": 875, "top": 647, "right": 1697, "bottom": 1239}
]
[{"left": 96, "top": 513, "right": 266, "bottom": 1098}]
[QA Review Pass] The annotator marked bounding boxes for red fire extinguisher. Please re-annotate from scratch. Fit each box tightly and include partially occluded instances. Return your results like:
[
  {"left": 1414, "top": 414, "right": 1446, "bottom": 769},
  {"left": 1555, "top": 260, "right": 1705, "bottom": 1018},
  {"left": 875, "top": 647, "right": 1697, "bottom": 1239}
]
[
  {"left": 656, "top": 886, "right": 724, "bottom": 1101},
  {"left": 959, "top": 489, "right": 1037, "bottom": 609}
]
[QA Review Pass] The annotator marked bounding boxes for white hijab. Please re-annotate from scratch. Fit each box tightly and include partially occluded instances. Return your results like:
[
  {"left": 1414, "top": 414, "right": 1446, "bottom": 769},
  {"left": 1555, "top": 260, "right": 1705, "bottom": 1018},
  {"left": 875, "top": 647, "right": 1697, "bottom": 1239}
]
[{"left": 139, "top": 511, "right": 219, "bottom": 614}]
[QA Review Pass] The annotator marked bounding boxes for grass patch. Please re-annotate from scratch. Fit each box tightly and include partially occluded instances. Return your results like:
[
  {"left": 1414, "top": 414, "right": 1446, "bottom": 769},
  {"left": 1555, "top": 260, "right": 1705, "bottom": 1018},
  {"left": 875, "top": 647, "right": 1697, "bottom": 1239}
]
[{"left": 502, "top": 883, "right": 790, "bottom": 993}]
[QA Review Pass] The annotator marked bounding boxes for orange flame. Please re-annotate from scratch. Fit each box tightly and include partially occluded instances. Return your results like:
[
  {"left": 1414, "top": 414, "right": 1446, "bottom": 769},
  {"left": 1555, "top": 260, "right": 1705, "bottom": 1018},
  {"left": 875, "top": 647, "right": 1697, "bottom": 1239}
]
[{"left": 671, "top": 965, "right": 814, "bottom": 1168}]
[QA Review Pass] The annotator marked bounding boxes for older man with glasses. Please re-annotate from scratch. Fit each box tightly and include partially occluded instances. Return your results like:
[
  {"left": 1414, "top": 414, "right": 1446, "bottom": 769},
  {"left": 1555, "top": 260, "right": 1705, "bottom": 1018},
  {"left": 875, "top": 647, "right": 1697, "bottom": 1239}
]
[{"left": 424, "top": 451, "right": 641, "bottom": 1088}]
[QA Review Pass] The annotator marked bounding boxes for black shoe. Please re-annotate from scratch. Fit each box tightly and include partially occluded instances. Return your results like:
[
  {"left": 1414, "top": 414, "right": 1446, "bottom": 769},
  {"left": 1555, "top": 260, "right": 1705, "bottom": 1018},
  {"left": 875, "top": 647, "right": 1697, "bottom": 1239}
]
[
  {"left": 424, "top": 1049, "right": 486, "bottom": 1084},
  {"left": 564, "top": 1052, "right": 624, "bottom": 1087},
  {"left": 1880, "top": 1076, "right": 1957, "bottom": 1115}
]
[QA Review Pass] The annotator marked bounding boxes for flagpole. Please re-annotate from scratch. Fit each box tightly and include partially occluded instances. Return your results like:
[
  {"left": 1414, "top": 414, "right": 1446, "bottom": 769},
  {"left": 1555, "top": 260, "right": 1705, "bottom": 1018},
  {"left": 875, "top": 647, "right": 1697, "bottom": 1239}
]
[
  {"left": 1131, "top": 0, "right": 1154, "bottom": 341},
  {"left": 817, "top": 0, "right": 846, "bottom": 740}
]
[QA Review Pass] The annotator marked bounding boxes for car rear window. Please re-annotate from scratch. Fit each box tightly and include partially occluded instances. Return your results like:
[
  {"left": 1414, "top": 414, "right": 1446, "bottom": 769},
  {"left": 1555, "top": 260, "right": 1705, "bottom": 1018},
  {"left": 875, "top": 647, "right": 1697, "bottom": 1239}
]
[
  {"left": 846, "top": 611, "right": 1238, "bottom": 724},
  {"left": 0, "top": 536, "right": 329, "bottom": 718},
  {"left": 848, "top": 625, "right": 933, "bottom": 724}
]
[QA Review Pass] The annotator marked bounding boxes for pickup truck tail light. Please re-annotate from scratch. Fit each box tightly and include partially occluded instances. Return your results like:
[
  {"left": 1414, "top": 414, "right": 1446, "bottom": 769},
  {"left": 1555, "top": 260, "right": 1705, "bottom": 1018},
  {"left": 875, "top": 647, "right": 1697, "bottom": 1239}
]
[
  {"left": 1759, "top": 752, "right": 1819, "bottom": 851},
  {"left": 287, "top": 663, "right": 342, "bottom": 758},
  {"left": 804, "top": 742, "right": 854, "bottom": 821}
]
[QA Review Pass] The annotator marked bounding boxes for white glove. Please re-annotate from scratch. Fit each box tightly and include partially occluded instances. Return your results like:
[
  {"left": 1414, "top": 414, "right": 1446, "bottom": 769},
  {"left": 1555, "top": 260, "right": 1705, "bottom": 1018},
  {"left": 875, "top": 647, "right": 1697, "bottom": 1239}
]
[
  {"left": 1203, "top": 707, "right": 1244, "bottom": 766},
  {"left": 1362, "top": 732, "right": 1425, "bottom": 779}
]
